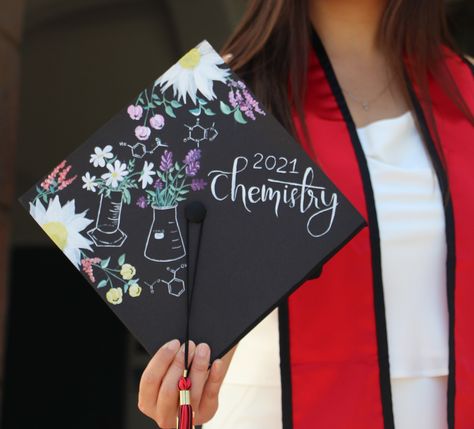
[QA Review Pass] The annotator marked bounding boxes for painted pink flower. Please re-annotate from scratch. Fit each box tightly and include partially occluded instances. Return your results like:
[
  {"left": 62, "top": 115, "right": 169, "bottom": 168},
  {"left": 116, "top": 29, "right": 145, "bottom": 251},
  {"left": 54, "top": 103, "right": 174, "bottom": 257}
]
[
  {"left": 40, "top": 160, "right": 76, "bottom": 191},
  {"left": 58, "top": 176, "right": 77, "bottom": 190},
  {"left": 40, "top": 180, "right": 51, "bottom": 191},
  {"left": 127, "top": 105, "right": 143, "bottom": 120},
  {"left": 135, "top": 125, "right": 151, "bottom": 141},
  {"left": 150, "top": 114, "right": 165, "bottom": 130},
  {"left": 81, "top": 257, "right": 101, "bottom": 283}
]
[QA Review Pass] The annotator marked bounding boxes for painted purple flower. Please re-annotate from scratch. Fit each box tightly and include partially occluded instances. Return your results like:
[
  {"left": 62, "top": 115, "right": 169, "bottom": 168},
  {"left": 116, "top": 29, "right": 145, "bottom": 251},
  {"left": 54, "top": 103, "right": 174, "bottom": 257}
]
[
  {"left": 185, "top": 161, "right": 200, "bottom": 177},
  {"left": 136, "top": 196, "right": 148, "bottom": 208},
  {"left": 150, "top": 114, "right": 165, "bottom": 130},
  {"left": 127, "top": 105, "right": 143, "bottom": 120},
  {"left": 135, "top": 125, "right": 151, "bottom": 141},
  {"left": 191, "top": 178, "right": 207, "bottom": 191},
  {"left": 226, "top": 78, "right": 266, "bottom": 121},
  {"left": 229, "top": 89, "right": 244, "bottom": 109},
  {"left": 154, "top": 178, "right": 163, "bottom": 190},
  {"left": 184, "top": 149, "right": 201, "bottom": 165},
  {"left": 160, "top": 150, "right": 173, "bottom": 172}
]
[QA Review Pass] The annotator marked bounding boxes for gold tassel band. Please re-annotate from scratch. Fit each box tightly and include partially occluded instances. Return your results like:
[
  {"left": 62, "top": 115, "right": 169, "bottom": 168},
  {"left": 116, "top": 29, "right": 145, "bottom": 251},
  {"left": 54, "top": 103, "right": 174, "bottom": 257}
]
[{"left": 180, "top": 390, "right": 191, "bottom": 405}]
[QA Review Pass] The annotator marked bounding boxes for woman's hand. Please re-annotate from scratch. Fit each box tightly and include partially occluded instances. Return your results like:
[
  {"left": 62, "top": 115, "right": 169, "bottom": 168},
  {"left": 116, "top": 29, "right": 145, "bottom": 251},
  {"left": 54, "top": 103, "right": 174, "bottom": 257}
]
[{"left": 138, "top": 339, "right": 237, "bottom": 428}]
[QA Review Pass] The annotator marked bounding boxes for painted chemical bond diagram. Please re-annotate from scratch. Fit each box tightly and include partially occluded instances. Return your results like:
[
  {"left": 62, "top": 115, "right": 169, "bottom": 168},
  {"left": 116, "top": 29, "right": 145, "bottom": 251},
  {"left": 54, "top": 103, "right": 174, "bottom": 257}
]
[
  {"left": 145, "top": 264, "right": 187, "bottom": 297},
  {"left": 119, "top": 137, "right": 168, "bottom": 159},
  {"left": 183, "top": 118, "right": 218, "bottom": 148}
]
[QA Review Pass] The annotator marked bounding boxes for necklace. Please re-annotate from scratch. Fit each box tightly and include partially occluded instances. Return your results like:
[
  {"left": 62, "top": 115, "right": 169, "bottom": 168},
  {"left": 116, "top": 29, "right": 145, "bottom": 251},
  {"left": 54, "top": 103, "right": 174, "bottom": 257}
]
[{"left": 340, "top": 74, "right": 394, "bottom": 111}]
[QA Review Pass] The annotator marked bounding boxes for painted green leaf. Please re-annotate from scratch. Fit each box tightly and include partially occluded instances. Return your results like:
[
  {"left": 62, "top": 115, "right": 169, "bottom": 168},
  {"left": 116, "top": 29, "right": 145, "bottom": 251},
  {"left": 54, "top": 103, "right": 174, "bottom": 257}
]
[
  {"left": 165, "top": 105, "right": 176, "bottom": 118},
  {"left": 118, "top": 254, "right": 126, "bottom": 266},
  {"left": 234, "top": 109, "right": 247, "bottom": 124},
  {"left": 97, "top": 279, "right": 107, "bottom": 289},
  {"left": 170, "top": 100, "right": 182, "bottom": 108},
  {"left": 174, "top": 161, "right": 180, "bottom": 170},
  {"left": 197, "top": 97, "right": 207, "bottom": 105},
  {"left": 100, "top": 257, "right": 111, "bottom": 268},
  {"left": 176, "top": 196, "right": 186, "bottom": 202},
  {"left": 204, "top": 108, "right": 215, "bottom": 116},
  {"left": 189, "top": 108, "right": 201, "bottom": 116},
  {"left": 220, "top": 101, "right": 232, "bottom": 114},
  {"left": 123, "top": 189, "right": 131, "bottom": 205},
  {"left": 124, "top": 283, "right": 129, "bottom": 293}
]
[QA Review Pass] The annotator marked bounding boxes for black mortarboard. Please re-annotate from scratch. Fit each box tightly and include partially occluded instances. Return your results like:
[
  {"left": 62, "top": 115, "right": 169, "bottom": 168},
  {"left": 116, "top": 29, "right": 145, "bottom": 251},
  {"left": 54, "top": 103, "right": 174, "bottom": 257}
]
[{"left": 19, "top": 40, "right": 366, "bottom": 370}]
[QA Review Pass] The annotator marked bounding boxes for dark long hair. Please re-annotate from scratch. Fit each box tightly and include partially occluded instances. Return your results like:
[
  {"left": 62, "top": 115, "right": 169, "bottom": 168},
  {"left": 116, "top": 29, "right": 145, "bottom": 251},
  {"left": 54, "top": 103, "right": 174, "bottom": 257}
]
[{"left": 220, "top": 0, "right": 473, "bottom": 148}]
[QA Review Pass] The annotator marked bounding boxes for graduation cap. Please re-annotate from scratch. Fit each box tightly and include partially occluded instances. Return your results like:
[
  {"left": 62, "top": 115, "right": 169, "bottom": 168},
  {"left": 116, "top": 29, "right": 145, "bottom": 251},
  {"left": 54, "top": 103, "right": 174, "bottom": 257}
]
[{"left": 19, "top": 39, "right": 366, "bottom": 427}]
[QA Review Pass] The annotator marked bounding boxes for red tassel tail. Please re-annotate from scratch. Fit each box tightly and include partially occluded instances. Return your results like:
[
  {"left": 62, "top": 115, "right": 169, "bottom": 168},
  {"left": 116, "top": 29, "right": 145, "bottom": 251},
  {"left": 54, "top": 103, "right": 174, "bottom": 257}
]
[{"left": 177, "top": 375, "right": 194, "bottom": 429}]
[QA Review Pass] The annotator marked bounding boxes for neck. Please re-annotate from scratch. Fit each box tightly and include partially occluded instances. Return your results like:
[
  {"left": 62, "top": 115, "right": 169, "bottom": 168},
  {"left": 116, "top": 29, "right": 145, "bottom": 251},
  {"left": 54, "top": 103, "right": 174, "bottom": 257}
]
[{"left": 308, "top": 0, "right": 386, "bottom": 60}]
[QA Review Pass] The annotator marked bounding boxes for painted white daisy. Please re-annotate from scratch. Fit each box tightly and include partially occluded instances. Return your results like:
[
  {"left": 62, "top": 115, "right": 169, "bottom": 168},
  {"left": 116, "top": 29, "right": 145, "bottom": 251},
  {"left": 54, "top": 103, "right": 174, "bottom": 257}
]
[
  {"left": 90, "top": 145, "right": 113, "bottom": 168},
  {"left": 101, "top": 160, "right": 128, "bottom": 188},
  {"left": 139, "top": 161, "right": 156, "bottom": 189},
  {"left": 29, "top": 196, "right": 93, "bottom": 267},
  {"left": 155, "top": 40, "right": 230, "bottom": 105},
  {"left": 82, "top": 172, "right": 97, "bottom": 192}
]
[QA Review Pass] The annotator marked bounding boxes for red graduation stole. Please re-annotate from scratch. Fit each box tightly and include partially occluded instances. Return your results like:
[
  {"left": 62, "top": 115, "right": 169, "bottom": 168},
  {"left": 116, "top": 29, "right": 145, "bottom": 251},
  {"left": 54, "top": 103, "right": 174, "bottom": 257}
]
[{"left": 279, "top": 30, "right": 474, "bottom": 429}]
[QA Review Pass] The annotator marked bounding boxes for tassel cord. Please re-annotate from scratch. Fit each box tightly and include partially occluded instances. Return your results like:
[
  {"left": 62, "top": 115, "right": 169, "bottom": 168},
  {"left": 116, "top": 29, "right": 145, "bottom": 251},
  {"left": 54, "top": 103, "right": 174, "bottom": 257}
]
[{"left": 184, "top": 217, "right": 205, "bottom": 372}]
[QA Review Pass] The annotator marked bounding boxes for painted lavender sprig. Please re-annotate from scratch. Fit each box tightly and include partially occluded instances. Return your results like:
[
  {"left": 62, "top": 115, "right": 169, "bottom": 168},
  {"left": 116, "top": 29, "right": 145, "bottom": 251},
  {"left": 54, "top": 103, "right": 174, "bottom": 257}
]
[
  {"left": 220, "top": 78, "right": 266, "bottom": 124},
  {"left": 138, "top": 149, "right": 207, "bottom": 208}
]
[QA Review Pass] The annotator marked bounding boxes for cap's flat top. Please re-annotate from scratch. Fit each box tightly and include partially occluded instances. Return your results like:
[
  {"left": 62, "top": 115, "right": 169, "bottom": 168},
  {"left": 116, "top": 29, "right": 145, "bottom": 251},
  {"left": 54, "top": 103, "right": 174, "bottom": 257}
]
[{"left": 19, "top": 40, "right": 366, "bottom": 361}]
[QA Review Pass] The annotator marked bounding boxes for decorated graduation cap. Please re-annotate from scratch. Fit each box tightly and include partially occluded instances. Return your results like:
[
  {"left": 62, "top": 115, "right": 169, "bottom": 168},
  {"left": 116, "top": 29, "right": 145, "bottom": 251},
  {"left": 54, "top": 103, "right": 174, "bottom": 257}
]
[{"left": 19, "top": 39, "right": 366, "bottom": 427}]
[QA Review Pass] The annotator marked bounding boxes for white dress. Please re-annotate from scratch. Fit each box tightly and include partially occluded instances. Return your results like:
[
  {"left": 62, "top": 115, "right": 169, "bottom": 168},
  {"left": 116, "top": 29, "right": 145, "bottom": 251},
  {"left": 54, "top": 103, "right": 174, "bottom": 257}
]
[{"left": 203, "top": 111, "right": 449, "bottom": 429}]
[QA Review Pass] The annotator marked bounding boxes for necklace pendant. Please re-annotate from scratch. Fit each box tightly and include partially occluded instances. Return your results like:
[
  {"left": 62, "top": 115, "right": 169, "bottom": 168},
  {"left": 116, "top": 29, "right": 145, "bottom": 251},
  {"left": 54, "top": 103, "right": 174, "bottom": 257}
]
[{"left": 362, "top": 102, "right": 369, "bottom": 111}]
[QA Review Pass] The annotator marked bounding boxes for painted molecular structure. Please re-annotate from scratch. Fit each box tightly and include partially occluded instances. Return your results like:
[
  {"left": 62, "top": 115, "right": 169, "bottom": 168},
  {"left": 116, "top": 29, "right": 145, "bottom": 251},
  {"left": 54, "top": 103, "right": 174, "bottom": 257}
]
[
  {"left": 119, "top": 137, "right": 167, "bottom": 159},
  {"left": 145, "top": 264, "right": 187, "bottom": 297},
  {"left": 183, "top": 118, "right": 218, "bottom": 148}
]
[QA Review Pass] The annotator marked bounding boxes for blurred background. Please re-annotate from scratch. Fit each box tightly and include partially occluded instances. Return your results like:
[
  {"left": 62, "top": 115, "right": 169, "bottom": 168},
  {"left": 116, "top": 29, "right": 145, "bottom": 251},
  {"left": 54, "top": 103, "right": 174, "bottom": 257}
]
[{"left": 0, "top": 0, "right": 472, "bottom": 428}]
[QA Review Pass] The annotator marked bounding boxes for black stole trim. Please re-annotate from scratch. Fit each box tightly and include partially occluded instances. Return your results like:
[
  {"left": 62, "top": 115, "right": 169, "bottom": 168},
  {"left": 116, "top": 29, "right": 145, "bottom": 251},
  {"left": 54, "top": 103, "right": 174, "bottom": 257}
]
[
  {"left": 403, "top": 72, "right": 456, "bottom": 429},
  {"left": 309, "top": 27, "right": 395, "bottom": 429},
  {"left": 278, "top": 300, "right": 294, "bottom": 429}
]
